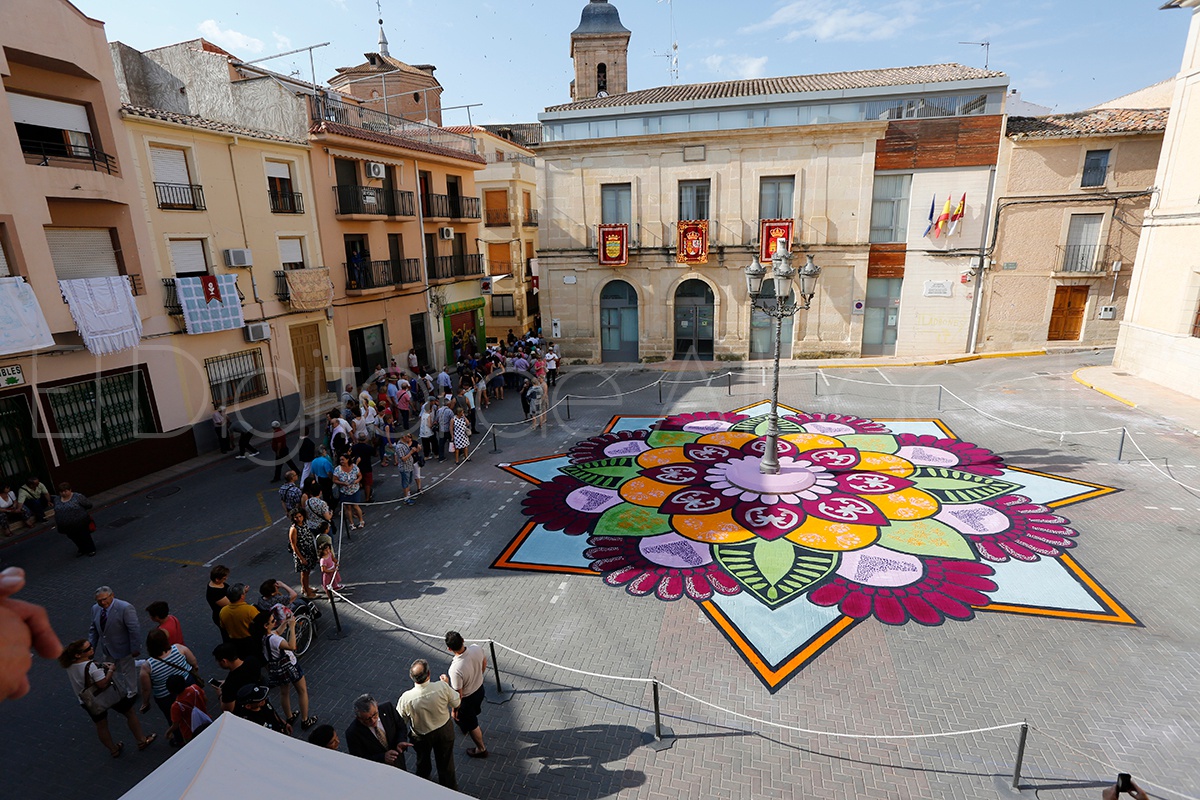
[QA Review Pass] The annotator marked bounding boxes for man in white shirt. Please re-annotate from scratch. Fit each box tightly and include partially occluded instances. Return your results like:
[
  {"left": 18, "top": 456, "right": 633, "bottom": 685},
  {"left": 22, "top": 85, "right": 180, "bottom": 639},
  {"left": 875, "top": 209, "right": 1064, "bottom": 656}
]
[
  {"left": 397, "top": 659, "right": 459, "bottom": 790},
  {"left": 545, "top": 348, "right": 559, "bottom": 387},
  {"left": 442, "top": 631, "right": 488, "bottom": 758}
]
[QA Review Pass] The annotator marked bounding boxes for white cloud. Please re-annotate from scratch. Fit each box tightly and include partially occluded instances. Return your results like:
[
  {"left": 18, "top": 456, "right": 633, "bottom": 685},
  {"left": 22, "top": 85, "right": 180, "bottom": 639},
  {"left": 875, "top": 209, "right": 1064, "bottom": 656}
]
[
  {"left": 272, "top": 32, "right": 292, "bottom": 51},
  {"left": 741, "top": 0, "right": 920, "bottom": 43},
  {"left": 197, "top": 19, "right": 265, "bottom": 54},
  {"left": 704, "top": 54, "right": 770, "bottom": 80}
]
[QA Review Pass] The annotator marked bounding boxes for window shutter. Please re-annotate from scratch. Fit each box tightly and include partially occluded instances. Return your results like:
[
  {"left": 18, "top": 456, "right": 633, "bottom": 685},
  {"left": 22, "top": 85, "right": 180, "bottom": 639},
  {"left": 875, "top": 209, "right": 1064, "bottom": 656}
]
[
  {"left": 169, "top": 240, "right": 208, "bottom": 276},
  {"left": 150, "top": 146, "right": 190, "bottom": 184},
  {"left": 278, "top": 237, "right": 304, "bottom": 265},
  {"left": 264, "top": 161, "right": 292, "bottom": 180},
  {"left": 45, "top": 229, "right": 120, "bottom": 280},
  {"left": 8, "top": 94, "right": 91, "bottom": 133}
]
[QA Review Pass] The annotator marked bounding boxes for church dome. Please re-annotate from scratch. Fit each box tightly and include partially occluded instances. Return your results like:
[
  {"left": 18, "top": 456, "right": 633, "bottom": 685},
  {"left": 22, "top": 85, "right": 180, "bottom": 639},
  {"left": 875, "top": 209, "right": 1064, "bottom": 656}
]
[{"left": 571, "top": 0, "right": 630, "bottom": 36}]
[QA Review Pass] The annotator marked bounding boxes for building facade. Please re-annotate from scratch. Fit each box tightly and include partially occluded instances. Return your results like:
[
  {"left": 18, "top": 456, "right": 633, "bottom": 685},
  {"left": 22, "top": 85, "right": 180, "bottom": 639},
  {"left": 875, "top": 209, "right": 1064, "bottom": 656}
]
[
  {"left": 1114, "top": 0, "right": 1200, "bottom": 398},
  {"left": 539, "top": 1, "right": 1008, "bottom": 363},
  {"left": 978, "top": 108, "right": 1166, "bottom": 352},
  {"left": 0, "top": 0, "right": 200, "bottom": 493}
]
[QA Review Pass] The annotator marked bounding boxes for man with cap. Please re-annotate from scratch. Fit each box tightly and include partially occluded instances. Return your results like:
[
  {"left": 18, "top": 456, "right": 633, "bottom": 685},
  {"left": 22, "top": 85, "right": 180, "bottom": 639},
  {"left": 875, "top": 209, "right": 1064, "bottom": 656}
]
[
  {"left": 270, "top": 422, "right": 301, "bottom": 482},
  {"left": 235, "top": 683, "right": 290, "bottom": 734}
]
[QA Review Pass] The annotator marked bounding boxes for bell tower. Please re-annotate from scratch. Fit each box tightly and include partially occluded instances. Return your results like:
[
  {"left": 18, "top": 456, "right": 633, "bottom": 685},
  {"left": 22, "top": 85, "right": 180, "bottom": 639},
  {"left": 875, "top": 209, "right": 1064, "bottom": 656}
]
[{"left": 570, "top": 0, "right": 631, "bottom": 100}]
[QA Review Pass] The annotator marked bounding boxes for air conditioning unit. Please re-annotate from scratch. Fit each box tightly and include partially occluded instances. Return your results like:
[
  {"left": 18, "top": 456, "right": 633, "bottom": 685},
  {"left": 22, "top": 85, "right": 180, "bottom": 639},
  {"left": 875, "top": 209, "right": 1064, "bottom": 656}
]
[
  {"left": 223, "top": 248, "right": 253, "bottom": 268},
  {"left": 243, "top": 321, "right": 271, "bottom": 342},
  {"left": 438, "top": 226, "right": 454, "bottom": 240},
  {"left": 1098, "top": 305, "right": 1117, "bottom": 320},
  {"left": 365, "top": 161, "right": 386, "bottom": 180}
]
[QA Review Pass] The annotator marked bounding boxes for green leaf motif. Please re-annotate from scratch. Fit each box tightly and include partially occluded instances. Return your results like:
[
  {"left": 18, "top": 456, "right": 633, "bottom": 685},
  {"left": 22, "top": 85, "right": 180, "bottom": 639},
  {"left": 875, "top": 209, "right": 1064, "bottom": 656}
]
[
  {"left": 646, "top": 430, "right": 700, "bottom": 448},
  {"left": 715, "top": 539, "right": 839, "bottom": 609},
  {"left": 560, "top": 457, "right": 640, "bottom": 490},
  {"left": 837, "top": 434, "right": 900, "bottom": 454},
  {"left": 909, "top": 467, "right": 1019, "bottom": 504},
  {"left": 731, "top": 414, "right": 803, "bottom": 436},
  {"left": 592, "top": 503, "right": 673, "bottom": 538},
  {"left": 877, "top": 519, "right": 976, "bottom": 560}
]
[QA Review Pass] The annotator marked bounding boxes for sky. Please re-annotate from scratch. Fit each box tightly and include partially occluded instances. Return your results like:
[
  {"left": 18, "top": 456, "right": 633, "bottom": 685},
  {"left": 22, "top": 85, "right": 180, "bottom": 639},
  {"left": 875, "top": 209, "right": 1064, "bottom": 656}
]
[{"left": 74, "top": 0, "right": 1191, "bottom": 125}]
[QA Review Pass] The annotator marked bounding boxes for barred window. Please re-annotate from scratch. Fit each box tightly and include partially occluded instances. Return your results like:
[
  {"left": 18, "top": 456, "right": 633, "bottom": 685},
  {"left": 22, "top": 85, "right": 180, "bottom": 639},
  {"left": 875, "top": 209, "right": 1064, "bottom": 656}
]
[
  {"left": 205, "top": 349, "right": 269, "bottom": 406},
  {"left": 43, "top": 370, "right": 154, "bottom": 461}
]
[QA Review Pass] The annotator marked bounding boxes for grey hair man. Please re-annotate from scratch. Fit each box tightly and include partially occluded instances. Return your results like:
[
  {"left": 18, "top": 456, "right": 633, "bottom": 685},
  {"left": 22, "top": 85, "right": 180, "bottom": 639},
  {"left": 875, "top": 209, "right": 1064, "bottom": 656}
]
[
  {"left": 345, "top": 693, "right": 410, "bottom": 768},
  {"left": 87, "top": 586, "right": 140, "bottom": 699},
  {"left": 398, "top": 659, "right": 460, "bottom": 789}
]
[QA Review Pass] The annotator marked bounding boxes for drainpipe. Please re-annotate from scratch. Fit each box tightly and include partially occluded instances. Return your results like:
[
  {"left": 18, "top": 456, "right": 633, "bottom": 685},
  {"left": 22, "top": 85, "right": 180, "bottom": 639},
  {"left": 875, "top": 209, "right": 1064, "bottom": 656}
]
[
  {"left": 414, "top": 157, "right": 438, "bottom": 368},
  {"left": 966, "top": 165, "right": 998, "bottom": 355}
]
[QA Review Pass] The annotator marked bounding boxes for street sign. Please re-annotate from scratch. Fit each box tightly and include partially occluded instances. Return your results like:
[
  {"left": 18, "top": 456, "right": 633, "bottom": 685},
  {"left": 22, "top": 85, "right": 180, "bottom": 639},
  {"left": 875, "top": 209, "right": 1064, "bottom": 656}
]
[{"left": 0, "top": 364, "right": 24, "bottom": 388}]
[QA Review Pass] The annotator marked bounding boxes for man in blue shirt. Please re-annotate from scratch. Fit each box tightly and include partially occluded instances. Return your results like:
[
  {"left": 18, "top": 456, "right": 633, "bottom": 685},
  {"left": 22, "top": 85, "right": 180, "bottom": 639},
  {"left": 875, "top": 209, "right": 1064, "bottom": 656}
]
[{"left": 309, "top": 446, "right": 335, "bottom": 504}]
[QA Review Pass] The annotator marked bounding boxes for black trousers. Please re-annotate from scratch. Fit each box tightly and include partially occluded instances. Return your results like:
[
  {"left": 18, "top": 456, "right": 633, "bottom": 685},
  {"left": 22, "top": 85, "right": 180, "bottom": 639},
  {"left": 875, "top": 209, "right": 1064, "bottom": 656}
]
[
  {"left": 272, "top": 456, "right": 301, "bottom": 481},
  {"left": 63, "top": 525, "right": 95, "bottom": 555},
  {"left": 237, "top": 431, "right": 255, "bottom": 456},
  {"left": 411, "top": 718, "right": 457, "bottom": 791}
]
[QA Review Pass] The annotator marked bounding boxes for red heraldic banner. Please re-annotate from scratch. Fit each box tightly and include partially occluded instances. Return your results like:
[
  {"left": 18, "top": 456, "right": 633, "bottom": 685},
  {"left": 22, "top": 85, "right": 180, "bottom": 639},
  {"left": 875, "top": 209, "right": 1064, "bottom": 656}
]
[
  {"left": 598, "top": 224, "right": 629, "bottom": 267},
  {"left": 759, "top": 219, "right": 794, "bottom": 263},
  {"left": 199, "top": 275, "right": 222, "bottom": 304},
  {"left": 676, "top": 220, "right": 709, "bottom": 265}
]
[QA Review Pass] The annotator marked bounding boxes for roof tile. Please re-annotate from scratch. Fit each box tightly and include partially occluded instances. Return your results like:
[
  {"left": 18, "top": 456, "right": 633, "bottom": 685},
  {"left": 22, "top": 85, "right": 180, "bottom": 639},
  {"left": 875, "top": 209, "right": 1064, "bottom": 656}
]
[
  {"left": 120, "top": 104, "right": 308, "bottom": 145},
  {"left": 1007, "top": 108, "right": 1168, "bottom": 139},
  {"left": 310, "top": 120, "right": 485, "bottom": 164}
]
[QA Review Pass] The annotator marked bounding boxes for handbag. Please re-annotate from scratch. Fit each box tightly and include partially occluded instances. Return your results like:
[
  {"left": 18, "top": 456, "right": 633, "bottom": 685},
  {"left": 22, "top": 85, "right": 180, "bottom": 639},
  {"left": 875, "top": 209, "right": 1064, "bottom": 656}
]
[
  {"left": 87, "top": 515, "right": 97, "bottom": 533},
  {"left": 263, "top": 637, "right": 301, "bottom": 686},
  {"left": 152, "top": 654, "right": 202, "bottom": 686},
  {"left": 79, "top": 662, "right": 123, "bottom": 715}
]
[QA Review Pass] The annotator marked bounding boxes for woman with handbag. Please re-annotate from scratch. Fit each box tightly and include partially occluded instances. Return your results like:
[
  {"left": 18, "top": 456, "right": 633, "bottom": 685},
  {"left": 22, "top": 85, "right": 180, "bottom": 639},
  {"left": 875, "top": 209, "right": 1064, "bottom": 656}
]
[
  {"left": 141, "top": 629, "right": 200, "bottom": 730},
  {"left": 53, "top": 482, "right": 95, "bottom": 557},
  {"left": 58, "top": 639, "right": 155, "bottom": 758},
  {"left": 287, "top": 508, "right": 320, "bottom": 600},
  {"left": 253, "top": 610, "right": 316, "bottom": 730}
]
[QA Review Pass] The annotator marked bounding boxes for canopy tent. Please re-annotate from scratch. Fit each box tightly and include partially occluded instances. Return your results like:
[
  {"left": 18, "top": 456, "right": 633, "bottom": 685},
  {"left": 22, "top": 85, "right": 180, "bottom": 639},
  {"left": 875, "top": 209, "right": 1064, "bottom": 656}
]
[{"left": 120, "top": 713, "right": 470, "bottom": 799}]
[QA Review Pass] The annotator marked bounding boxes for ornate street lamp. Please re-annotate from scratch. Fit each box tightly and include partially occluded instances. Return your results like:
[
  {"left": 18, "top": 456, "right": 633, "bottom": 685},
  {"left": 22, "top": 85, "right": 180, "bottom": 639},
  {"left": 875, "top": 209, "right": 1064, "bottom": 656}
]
[{"left": 745, "top": 240, "right": 820, "bottom": 475}]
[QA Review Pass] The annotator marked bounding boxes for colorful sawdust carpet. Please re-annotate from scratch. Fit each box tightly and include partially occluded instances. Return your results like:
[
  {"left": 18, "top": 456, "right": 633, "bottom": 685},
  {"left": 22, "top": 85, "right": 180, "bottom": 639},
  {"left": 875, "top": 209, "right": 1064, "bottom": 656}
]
[{"left": 494, "top": 402, "right": 1137, "bottom": 691}]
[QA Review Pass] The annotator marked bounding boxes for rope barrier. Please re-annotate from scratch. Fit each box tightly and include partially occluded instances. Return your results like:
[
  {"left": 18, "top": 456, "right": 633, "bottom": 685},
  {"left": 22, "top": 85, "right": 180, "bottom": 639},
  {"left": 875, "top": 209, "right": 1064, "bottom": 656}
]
[
  {"left": 1124, "top": 433, "right": 1200, "bottom": 495},
  {"left": 489, "top": 641, "right": 656, "bottom": 684},
  {"left": 1030, "top": 726, "right": 1200, "bottom": 800}
]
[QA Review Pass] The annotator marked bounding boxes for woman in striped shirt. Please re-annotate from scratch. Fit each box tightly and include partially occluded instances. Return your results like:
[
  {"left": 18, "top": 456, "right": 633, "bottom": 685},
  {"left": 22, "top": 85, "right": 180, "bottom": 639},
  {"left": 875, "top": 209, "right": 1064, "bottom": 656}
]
[{"left": 141, "top": 628, "right": 199, "bottom": 723}]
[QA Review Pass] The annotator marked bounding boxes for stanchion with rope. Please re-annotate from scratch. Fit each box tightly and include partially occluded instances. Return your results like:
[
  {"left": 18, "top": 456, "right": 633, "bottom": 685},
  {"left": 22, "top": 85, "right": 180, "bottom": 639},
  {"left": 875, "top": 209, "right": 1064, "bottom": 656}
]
[
  {"left": 644, "top": 679, "right": 675, "bottom": 751},
  {"left": 489, "top": 428, "right": 501, "bottom": 454},
  {"left": 324, "top": 587, "right": 346, "bottom": 639},
  {"left": 485, "top": 639, "right": 514, "bottom": 704}
]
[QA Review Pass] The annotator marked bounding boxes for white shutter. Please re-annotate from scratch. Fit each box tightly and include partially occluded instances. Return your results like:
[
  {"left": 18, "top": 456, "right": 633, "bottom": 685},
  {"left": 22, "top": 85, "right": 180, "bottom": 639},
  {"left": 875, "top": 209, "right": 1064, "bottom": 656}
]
[
  {"left": 150, "top": 146, "right": 190, "bottom": 185},
  {"left": 45, "top": 228, "right": 120, "bottom": 280},
  {"left": 264, "top": 161, "right": 292, "bottom": 180},
  {"left": 278, "top": 237, "right": 304, "bottom": 265},
  {"left": 8, "top": 93, "right": 91, "bottom": 133},
  {"left": 169, "top": 240, "right": 208, "bottom": 276},
  {"left": 1066, "top": 214, "right": 1103, "bottom": 248}
]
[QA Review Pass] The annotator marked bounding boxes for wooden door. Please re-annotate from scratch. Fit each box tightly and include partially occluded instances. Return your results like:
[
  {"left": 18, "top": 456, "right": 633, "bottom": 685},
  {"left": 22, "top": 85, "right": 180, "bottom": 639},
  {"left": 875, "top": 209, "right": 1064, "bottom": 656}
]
[
  {"left": 1048, "top": 286, "right": 1089, "bottom": 341},
  {"left": 289, "top": 323, "right": 327, "bottom": 401}
]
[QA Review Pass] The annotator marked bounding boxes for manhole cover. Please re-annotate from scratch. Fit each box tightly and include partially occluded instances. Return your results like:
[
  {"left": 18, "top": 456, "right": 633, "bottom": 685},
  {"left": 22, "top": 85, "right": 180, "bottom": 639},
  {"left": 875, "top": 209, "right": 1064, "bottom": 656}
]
[
  {"left": 145, "top": 486, "right": 181, "bottom": 500},
  {"left": 108, "top": 515, "right": 142, "bottom": 528}
]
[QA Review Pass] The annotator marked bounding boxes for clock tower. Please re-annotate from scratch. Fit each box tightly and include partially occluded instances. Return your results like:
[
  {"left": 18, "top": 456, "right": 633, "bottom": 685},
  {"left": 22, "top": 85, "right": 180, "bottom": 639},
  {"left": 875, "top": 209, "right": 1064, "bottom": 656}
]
[{"left": 570, "top": 0, "right": 631, "bottom": 100}]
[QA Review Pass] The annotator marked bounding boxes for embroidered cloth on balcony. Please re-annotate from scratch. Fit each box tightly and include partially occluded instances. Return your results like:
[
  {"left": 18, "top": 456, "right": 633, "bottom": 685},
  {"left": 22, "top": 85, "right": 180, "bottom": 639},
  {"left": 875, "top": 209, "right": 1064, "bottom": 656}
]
[
  {"left": 58, "top": 276, "right": 142, "bottom": 355},
  {"left": 178, "top": 275, "right": 244, "bottom": 335},
  {"left": 284, "top": 267, "right": 334, "bottom": 311},
  {"left": 0, "top": 277, "right": 55, "bottom": 356}
]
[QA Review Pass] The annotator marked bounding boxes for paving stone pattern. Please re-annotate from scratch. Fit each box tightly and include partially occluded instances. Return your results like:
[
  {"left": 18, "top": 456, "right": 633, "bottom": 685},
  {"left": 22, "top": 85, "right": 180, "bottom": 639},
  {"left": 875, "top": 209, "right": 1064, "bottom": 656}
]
[{"left": 1, "top": 351, "right": 1198, "bottom": 800}]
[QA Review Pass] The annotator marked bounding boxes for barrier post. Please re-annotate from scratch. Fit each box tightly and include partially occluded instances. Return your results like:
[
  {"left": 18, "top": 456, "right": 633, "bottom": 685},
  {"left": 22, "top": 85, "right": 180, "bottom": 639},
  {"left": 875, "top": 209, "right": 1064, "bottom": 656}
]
[
  {"left": 489, "top": 428, "right": 501, "bottom": 455},
  {"left": 937, "top": 385, "right": 943, "bottom": 411},
  {"left": 643, "top": 679, "right": 675, "bottom": 751},
  {"left": 658, "top": 380, "right": 662, "bottom": 405},
  {"left": 1010, "top": 722, "right": 1029, "bottom": 789},
  {"left": 325, "top": 588, "right": 345, "bottom": 638},
  {"left": 1116, "top": 428, "right": 1126, "bottom": 462},
  {"left": 727, "top": 372, "right": 732, "bottom": 396},
  {"left": 485, "top": 640, "right": 513, "bottom": 704},
  {"left": 814, "top": 370, "right": 820, "bottom": 396},
  {"left": 566, "top": 395, "right": 571, "bottom": 420}
]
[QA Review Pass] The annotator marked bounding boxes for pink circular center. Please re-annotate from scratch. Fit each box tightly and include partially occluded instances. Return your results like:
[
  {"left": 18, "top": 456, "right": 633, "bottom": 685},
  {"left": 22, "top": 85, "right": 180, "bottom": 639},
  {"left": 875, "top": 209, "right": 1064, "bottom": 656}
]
[{"left": 719, "top": 456, "right": 818, "bottom": 495}]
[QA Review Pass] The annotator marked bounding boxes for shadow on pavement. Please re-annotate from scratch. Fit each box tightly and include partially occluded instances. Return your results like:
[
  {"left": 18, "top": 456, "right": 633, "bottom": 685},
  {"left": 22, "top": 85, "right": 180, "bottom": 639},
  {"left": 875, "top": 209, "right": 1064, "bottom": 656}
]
[{"left": 512, "top": 724, "right": 647, "bottom": 799}]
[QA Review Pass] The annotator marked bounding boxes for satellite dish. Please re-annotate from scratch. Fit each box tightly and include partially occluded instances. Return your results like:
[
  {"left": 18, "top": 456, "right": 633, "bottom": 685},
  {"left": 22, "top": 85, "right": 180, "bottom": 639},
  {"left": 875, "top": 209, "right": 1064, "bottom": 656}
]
[{"left": 597, "top": 91, "right": 608, "bottom": 98}]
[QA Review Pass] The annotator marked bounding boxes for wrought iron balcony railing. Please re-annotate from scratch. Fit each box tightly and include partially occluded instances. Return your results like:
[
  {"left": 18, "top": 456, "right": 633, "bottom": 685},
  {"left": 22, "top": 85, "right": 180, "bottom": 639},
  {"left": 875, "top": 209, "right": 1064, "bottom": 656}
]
[{"left": 154, "top": 182, "right": 205, "bottom": 210}]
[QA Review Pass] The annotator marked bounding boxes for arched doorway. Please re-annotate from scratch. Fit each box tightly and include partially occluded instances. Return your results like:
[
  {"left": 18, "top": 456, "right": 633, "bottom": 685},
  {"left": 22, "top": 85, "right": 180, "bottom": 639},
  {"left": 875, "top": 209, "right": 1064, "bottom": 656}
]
[
  {"left": 600, "top": 280, "right": 639, "bottom": 362},
  {"left": 673, "top": 279, "right": 715, "bottom": 361},
  {"left": 750, "top": 280, "right": 794, "bottom": 360}
]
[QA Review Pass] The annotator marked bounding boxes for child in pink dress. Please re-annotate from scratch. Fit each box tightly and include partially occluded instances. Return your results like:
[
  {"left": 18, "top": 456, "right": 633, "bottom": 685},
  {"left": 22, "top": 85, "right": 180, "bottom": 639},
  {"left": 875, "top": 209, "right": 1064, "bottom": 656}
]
[{"left": 318, "top": 543, "right": 343, "bottom": 592}]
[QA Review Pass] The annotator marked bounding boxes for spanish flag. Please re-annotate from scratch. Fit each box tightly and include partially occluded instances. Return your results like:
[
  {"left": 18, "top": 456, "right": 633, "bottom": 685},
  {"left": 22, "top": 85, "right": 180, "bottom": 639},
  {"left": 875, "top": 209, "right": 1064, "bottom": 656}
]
[
  {"left": 947, "top": 193, "right": 966, "bottom": 236},
  {"left": 934, "top": 195, "right": 953, "bottom": 239}
]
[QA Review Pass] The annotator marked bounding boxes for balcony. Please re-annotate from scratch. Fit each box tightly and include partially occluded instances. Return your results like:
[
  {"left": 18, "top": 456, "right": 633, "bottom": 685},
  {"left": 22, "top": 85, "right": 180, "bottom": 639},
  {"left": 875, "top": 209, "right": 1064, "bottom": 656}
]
[
  {"left": 523, "top": 209, "right": 539, "bottom": 228},
  {"left": 268, "top": 190, "right": 304, "bottom": 214},
  {"left": 344, "top": 258, "right": 424, "bottom": 291},
  {"left": 488, "top": 260, "right": 513, "bottom": 276},
  {"left": 162, "top": 277, "right": 243, "bottom": 316},
  {"left": 1057, "top": 244, "right": 1111, "bottom": 273},
  {"left": 424, "top": 193, "right": 481, "bottom": 220},
  {"left": 333, "top": 185, "right": 415, "bottom": 216},
  {"left": 274, "top": 271, "right": 290, "bottom": 302},
  {"left": 485, "top": 208, "right": 511, "bottom": 227},
  {"left": 309, "top": 94, "right": 478, "bottom": 157},
  {"left": 429, "top": 253, "right": 484, "bottom": 281},
  {"left": 21, "top": 140, "right": 117, "bottom": 175},
  {"left": 153, "top": 182, "right": 205, "bottom": 210}
]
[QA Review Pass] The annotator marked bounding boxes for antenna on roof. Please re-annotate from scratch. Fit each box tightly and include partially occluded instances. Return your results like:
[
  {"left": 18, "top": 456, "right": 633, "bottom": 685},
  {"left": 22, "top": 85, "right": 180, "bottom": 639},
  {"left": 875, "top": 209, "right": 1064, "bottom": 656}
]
[
  {"left": 654, "top": 0, "right": 679, "bottom": 83},
  {"left": 376, "top": 0, "right": 390, "bottom": 57},
  {"left": 958, "top": 40, "right": 991, "bottom": 70},
  {"left": 243, "top": 42, "right": 330, "bottom": 88}
]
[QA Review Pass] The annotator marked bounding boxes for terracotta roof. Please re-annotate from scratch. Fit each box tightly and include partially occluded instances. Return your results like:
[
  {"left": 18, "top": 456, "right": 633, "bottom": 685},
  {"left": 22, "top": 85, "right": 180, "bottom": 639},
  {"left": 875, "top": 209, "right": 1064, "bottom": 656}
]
[
  {"left": 1007, "top": 108, "right": 1168, "bottom": 139},
  {"left": 332, "top": 54, "right": 441, "bottom": 85},
  {"left": 444, "top": 125, "right": 536, "bottom": 154},
  {"left": 481, "top": 123, "right": 543, "bottom": 147},
  {"left": 120, "top": 104, "right": 308, "bottom": 145},
  {"left": 309, "top": 120, "right": 485, "bottom": 164},
  {"left": 544, "top": 63, "right": 1005, "bottom": 113}
]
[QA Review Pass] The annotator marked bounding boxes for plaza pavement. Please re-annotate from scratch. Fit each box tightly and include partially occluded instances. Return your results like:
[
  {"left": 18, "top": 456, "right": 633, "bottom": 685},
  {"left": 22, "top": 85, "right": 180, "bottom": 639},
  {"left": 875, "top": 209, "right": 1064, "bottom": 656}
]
[{"left": 1, "top": 348, "right": 1198, "bottom": 800}]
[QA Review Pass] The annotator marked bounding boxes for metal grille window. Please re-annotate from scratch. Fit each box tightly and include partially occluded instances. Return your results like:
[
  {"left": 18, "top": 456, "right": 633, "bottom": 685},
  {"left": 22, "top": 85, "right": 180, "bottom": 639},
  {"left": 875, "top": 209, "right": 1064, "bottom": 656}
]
[
  {"left": 205, "top": 349, "right": 268, "bottom": 406},
  {"left": 869, "top": 174, "right": 912, "bottom": 243},
  {"left": 678, "top": 179, "right": 711, "bottom": 221},
  {"left": 1082, "top": 150, "right": 1110, "bottom": 188},
  {"left": 43, "top": 371, "right": 154, "bottom": 461},
  {"left": 759, "top": 176, "right": 795, "bottom": 220}
]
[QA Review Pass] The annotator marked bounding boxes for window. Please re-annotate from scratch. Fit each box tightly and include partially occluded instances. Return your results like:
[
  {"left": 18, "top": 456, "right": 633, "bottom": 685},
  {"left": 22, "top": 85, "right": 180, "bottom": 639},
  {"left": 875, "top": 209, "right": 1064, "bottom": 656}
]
[
  {"left": 484, "top": 190, "right": 509, "bottom": 227},
  {"left": 168, "top": 239, "right": 209, "bottom": 278},
  {"left": 45, "top": 228, "right": 121, "bottom": 280},
  {"left": 492, "top": 294, "right": 516, "bottom": 317},
  {"left": 204, "top": 349, "right": 269, "bottom": 406},
  {"left": 278, "top": 237, "right": 304, "bottom": 270},
  {"left": 266, "top": 161, "right": 301, "bottom": 213},
  {"left": 1082, "top": 150, "right": 1110, "bottom": 188},
  {"left": 760, "top": 176, "right": 795, "bottom": 220},
  {"left": 1062, "top": 214, "right": 1104, "bottom": 272},
  {"left": 9, "top": 94, "right": 94, "bottom": 159},
  {"left": 869, "top": 174, "right": 912, "bottom": 243},
  {"left": 0, "top": 226, "right": 10, "bottom": 277},
  {"left": 597, "top": 63, "right": 608, "bottom": 94},
  {"left": 678, "top": 179, "right": 711, "bottom": 221},
  {"left": 1193, "top": 301, "right": 1200, "bottom": 339},
  {"left": 495, "top": 150, "right": 505, "bottom": 163},
  {"left": 150, "top": 146, "right": 203, "bottom": 210},
  {"left": 601, "top": 183, "right": 631, "bottom": 225},
  {"left": 43, "top": 370, "right": 154, "bottom": 461}
]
